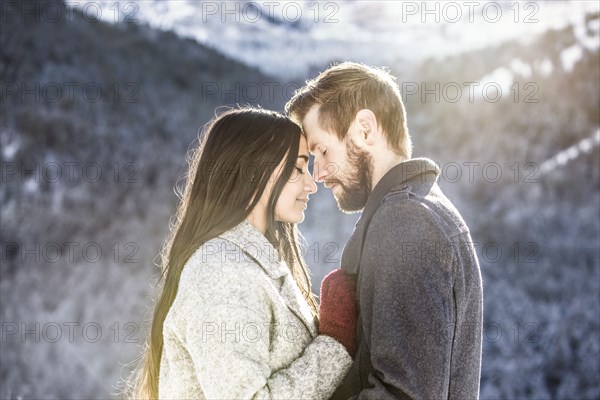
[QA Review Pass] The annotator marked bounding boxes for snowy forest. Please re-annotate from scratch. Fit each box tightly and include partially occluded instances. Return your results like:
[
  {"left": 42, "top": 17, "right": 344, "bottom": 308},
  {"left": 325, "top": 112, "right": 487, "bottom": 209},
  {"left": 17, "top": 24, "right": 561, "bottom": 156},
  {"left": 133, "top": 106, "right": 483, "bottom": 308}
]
[{"left": 0, "top": 0, "right": 599, "bottom": 398}]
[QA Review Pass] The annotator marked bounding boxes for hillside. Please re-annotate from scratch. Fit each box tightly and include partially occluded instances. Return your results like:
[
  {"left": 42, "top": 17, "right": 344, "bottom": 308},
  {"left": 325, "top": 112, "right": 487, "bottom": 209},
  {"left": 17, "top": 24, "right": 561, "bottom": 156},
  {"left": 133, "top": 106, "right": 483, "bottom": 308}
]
[
  {"left": 0, "top": 1, "right": 599, "bottom": 398},
  {"left": 0, "top": 1, "right": 291, "bottom": 398},
  {"left": 400, "top": 15, "right": 600, "bottom": 399}
]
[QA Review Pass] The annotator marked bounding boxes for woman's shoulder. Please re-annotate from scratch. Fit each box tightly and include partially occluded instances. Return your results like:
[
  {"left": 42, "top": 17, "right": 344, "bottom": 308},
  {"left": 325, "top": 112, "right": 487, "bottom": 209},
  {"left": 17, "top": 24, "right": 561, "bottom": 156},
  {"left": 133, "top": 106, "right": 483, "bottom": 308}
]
[
  {"left": 165, "top": 236, "right": 273, "bottom": 329},
  {"left": 181, "top": 236, "right": 267, "bottom": 291}
]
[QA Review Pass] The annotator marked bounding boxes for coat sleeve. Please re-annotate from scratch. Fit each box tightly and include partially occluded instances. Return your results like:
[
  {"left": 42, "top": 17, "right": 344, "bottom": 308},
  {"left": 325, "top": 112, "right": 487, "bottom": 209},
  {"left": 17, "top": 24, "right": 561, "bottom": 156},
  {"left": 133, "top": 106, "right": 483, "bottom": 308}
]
[
  {"left": 355, "top": 199, "right": 456, "bottom": 400},
  {"left": 174, "top": 257, "right": 352, "bottom": 400}
]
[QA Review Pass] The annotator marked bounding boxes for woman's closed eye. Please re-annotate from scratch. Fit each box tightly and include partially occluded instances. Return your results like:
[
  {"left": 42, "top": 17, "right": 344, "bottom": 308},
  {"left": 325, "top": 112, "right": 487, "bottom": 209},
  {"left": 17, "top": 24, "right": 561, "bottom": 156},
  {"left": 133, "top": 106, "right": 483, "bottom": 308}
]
[{"left": 295, "top": 166, "right": 307, "bottom": 175}]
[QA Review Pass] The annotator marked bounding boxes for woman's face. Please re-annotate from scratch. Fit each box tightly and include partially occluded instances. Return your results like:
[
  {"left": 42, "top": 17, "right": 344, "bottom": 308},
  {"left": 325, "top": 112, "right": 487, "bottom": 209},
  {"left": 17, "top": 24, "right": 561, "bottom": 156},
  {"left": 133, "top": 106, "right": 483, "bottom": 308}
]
[
  {"left": 248, "top": 135, "right": 317, "bottom": 233},
  {"left": 274, "top": 135, "right": 318, "bottom": 224}
]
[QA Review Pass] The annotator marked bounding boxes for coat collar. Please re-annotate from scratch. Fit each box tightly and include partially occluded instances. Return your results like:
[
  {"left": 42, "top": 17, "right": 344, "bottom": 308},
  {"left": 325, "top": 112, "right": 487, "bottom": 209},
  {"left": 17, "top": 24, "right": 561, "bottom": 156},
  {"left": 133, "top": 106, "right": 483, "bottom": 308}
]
[
  {"left": 365, "top": 157, "right": 440, "bottom": 213},
  {"left": 219, "top": 219, "right": 288, "bottom": 280},
  {"left": 341, "top": 157, "right": 440, "bottom": 275},
  {"left": 218, "top": 220, "right": 318, "bottom": 338}
]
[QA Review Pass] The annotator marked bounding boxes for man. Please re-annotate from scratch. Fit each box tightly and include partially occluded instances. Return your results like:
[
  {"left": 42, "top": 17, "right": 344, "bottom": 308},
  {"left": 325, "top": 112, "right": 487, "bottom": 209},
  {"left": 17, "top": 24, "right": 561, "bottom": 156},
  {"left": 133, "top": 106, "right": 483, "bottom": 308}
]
[{"left": 286, "top": 62, "right": 483, "bottom": 399}]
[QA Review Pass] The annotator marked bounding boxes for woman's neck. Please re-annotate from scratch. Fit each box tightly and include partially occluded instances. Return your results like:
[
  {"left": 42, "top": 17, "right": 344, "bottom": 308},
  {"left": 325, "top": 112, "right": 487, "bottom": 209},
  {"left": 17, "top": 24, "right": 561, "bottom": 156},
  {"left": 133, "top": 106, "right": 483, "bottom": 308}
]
[{"left": 246, "top": 212, "right": 267, "bottom": 235}]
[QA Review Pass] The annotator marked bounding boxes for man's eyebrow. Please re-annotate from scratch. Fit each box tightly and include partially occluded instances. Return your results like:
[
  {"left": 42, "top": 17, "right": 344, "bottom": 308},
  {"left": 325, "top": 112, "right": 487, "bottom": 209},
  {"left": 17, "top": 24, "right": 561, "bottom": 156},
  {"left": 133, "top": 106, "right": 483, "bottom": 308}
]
[{"left": 308, "top": 142, "right": 317, "bottom": 153}]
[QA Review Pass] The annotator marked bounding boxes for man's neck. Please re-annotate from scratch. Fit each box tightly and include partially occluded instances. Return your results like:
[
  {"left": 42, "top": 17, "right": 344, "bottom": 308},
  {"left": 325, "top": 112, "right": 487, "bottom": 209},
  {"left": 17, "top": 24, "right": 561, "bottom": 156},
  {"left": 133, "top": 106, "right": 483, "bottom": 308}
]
[{"left": 370, "top": 155, "right": 407, "bottom": 190}]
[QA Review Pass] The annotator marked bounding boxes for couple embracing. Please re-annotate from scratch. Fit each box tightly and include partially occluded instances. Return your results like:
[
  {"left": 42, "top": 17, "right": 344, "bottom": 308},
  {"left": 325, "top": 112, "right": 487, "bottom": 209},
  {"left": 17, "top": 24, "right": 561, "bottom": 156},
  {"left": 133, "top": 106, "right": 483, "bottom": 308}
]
[{"left": 125, "top": 62, "right": 483, "bottom": 400}]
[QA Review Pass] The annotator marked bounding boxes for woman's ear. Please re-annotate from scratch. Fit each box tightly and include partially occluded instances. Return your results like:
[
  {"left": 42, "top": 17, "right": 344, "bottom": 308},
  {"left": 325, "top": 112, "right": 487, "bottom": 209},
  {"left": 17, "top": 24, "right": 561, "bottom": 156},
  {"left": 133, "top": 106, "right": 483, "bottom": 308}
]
[{"left": 354, "top": 109, "right": 379, "bottom": 146}]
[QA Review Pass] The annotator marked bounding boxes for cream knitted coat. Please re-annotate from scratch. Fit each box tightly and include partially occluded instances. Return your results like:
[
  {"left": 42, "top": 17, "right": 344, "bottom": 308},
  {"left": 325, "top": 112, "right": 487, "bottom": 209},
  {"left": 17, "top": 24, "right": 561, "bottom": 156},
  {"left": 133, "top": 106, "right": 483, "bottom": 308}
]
[{"left": 158, "top": 220, "right": 352, "bottom": 399}]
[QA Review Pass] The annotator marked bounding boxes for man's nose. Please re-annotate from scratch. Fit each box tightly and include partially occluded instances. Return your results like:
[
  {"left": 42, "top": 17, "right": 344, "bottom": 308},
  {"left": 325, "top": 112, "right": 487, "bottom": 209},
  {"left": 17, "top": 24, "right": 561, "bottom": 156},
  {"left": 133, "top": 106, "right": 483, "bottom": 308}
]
[{"left": 312, "top": 160, "right": 327, "bottom": 183}]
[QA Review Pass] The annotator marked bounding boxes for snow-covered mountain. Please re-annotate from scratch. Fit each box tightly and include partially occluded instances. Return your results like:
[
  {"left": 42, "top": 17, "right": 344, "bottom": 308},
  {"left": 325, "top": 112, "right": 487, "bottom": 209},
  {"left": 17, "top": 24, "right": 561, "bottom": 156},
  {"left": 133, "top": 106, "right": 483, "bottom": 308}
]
[
  {"left": 2, "top": 1, "right": 599, "bottom": 398},
  {"left": 75, "top": 0, "right": 599, "bottom": 78}
]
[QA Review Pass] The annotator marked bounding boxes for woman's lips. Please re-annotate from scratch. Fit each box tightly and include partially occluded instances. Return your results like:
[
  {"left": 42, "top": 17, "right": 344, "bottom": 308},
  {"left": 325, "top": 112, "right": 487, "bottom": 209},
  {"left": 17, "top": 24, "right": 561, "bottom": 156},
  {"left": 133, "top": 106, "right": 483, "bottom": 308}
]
[{"left": 296, "top": 198, "right": 309, "bottom": 208}]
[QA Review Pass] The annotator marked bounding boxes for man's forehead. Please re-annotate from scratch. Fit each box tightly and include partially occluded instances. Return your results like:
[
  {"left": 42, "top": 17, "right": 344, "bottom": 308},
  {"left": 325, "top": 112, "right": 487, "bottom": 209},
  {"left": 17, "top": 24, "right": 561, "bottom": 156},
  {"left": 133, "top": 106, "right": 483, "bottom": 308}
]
[
  {"left": 304, "top": 126, "right": 338, "bottom": 153},
  {"left": 304, "top": 130, "right": 328, "bottom": 154},
  {"left": 301, "top": 104, "right": 340, "bottom": 153},
  {"left": 306, "top": 135, "right": 318, "bottom": 153},
  {"left": 301, "top": 104, "right": 321, "bottom": 132}
]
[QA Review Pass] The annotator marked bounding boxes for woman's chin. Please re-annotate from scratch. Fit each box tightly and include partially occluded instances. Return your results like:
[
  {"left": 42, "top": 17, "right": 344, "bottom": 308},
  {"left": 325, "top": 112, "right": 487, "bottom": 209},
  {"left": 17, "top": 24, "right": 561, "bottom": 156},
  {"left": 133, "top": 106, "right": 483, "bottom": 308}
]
[
  {"left": 289, "top": 213, "right": 305, "bottom": 224},
  {"left": 276, "top": 212, "right": 305, "bottom": 225}
]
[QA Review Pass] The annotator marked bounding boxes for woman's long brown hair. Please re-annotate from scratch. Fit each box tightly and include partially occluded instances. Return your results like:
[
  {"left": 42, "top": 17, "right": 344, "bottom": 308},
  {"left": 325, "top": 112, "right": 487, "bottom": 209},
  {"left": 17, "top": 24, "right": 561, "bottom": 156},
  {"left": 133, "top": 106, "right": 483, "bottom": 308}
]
[{"left": 120, "top": 107, "right": 318, "bottom": 399}]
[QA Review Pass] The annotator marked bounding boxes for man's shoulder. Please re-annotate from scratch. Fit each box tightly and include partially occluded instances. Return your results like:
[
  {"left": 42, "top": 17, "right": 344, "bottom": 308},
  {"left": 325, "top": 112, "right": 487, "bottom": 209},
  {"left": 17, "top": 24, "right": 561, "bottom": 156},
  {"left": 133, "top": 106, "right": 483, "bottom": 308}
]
[
  {"left": 369, "top": 183, "right": 443, "bottom": 229},
  {"left": 366, "top": 194, "right": 451, "bottom": 253},
  {"left": 374, "top": 181, "right": 470, "bottom": 239}
]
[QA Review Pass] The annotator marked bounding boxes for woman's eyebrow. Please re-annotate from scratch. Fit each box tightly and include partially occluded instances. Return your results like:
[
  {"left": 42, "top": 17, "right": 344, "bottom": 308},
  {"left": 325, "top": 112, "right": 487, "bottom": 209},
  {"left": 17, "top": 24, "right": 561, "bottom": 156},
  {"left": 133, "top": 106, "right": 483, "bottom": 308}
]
[{"left": 297, "top": 155, "right": 309, "bottom": 162}]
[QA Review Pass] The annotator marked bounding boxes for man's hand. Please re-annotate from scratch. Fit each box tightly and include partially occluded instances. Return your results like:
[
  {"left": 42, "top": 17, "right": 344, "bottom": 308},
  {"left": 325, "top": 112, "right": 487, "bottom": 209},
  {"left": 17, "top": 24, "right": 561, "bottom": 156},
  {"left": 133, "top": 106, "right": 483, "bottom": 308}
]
[{"left": 319, "top": 269, "right": 358, "bottom": 357}]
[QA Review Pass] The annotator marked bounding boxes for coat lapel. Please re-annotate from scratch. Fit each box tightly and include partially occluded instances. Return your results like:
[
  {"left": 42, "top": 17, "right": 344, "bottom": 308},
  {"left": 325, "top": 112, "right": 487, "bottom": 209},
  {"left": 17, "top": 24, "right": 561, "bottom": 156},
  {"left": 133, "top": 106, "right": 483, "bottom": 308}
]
[
  {"left": 219, "top": 220, "right": 318, "bottom": 338},
  {"left": 278, "top": 273, "right": 319, "bottom": 338}
]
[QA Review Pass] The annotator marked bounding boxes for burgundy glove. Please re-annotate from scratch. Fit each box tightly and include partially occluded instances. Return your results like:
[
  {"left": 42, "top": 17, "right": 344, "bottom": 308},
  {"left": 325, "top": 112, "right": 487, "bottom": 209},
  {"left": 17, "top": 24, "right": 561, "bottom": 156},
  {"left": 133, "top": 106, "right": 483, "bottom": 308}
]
[{"left": 319, "top": 269, "right": 358, "bottom": 357}]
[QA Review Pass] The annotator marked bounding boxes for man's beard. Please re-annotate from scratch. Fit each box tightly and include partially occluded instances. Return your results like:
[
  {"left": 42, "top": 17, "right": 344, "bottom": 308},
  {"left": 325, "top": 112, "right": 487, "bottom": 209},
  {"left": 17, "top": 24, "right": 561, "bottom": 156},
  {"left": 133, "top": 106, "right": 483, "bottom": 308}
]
[{"left": 327, "top": 140, "right": 373, "bottom": 213}]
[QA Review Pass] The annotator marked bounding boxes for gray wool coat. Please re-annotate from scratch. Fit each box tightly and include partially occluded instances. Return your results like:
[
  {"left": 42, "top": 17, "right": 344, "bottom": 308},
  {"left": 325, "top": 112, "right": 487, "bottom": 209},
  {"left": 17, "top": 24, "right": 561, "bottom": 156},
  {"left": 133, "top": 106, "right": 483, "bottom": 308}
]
[
  {"left": 158, "top": 219, "right": 352, "bottom": 399},
  {"left": 332, "top": 158, "right": 483, "bottom": 400}
]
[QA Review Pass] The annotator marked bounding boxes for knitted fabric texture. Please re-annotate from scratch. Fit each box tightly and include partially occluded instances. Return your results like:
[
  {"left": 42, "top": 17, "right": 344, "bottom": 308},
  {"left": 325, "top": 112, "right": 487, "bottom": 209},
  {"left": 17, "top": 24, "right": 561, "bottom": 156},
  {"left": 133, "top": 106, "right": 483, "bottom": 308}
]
[
  {"left": 158, "top": 220, "right": 352, "bottom": 399},
  {"left": 319, "top": 269, "right": 358, "bottom": 357}
]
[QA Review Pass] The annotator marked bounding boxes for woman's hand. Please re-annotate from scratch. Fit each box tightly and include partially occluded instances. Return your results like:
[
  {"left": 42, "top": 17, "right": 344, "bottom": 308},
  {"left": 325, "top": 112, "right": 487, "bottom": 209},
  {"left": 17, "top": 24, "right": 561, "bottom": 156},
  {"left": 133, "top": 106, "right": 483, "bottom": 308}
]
[{"left": 318, "top": 269, "right": 358, "bottom": 357}]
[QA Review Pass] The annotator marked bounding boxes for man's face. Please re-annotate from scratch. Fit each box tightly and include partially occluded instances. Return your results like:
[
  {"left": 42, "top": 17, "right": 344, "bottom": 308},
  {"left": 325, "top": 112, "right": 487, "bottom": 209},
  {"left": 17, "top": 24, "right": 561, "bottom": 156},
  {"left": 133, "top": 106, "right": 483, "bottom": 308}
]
[{"left": 302, "top": 105, "right": 373, "bottom": 213}]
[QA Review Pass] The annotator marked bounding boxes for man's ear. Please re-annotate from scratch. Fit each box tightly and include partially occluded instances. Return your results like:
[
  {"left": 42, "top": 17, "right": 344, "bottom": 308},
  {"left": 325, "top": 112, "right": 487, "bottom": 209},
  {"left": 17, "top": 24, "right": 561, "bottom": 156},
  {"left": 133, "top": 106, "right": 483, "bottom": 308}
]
[{"left": 354, "top": 109, "right": 379, "bottom": 146}]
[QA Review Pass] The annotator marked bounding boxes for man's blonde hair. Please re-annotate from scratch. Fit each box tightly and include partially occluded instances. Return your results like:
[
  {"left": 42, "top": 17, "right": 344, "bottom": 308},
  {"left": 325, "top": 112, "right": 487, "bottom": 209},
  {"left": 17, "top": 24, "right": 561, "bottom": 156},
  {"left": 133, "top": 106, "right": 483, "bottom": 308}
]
[{"left": 286, "top": 62, "right": 412, "bottom": 159}]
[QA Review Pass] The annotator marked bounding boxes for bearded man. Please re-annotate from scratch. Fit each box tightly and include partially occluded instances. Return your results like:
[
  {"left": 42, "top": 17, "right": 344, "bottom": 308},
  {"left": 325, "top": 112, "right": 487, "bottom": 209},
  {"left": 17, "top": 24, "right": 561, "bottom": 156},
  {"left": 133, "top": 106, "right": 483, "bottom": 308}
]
[{"left": 286, "top": 62, "right": 484, "bottom": 400}]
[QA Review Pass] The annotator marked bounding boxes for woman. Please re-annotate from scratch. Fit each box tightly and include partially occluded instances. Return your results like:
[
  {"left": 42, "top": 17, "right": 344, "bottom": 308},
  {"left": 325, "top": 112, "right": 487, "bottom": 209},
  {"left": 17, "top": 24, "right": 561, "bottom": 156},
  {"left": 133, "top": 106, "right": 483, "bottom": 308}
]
[{"left": 123, "top": 107, "right": 355, "bottom": 399}]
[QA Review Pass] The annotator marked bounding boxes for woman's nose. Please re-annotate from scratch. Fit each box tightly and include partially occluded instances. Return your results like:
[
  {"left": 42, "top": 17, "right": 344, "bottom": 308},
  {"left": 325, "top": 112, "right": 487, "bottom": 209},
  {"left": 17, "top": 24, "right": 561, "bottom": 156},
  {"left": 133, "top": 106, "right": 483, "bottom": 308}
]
[{"left": 305, "top": 173, "right": 318, "bottom": 194}]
